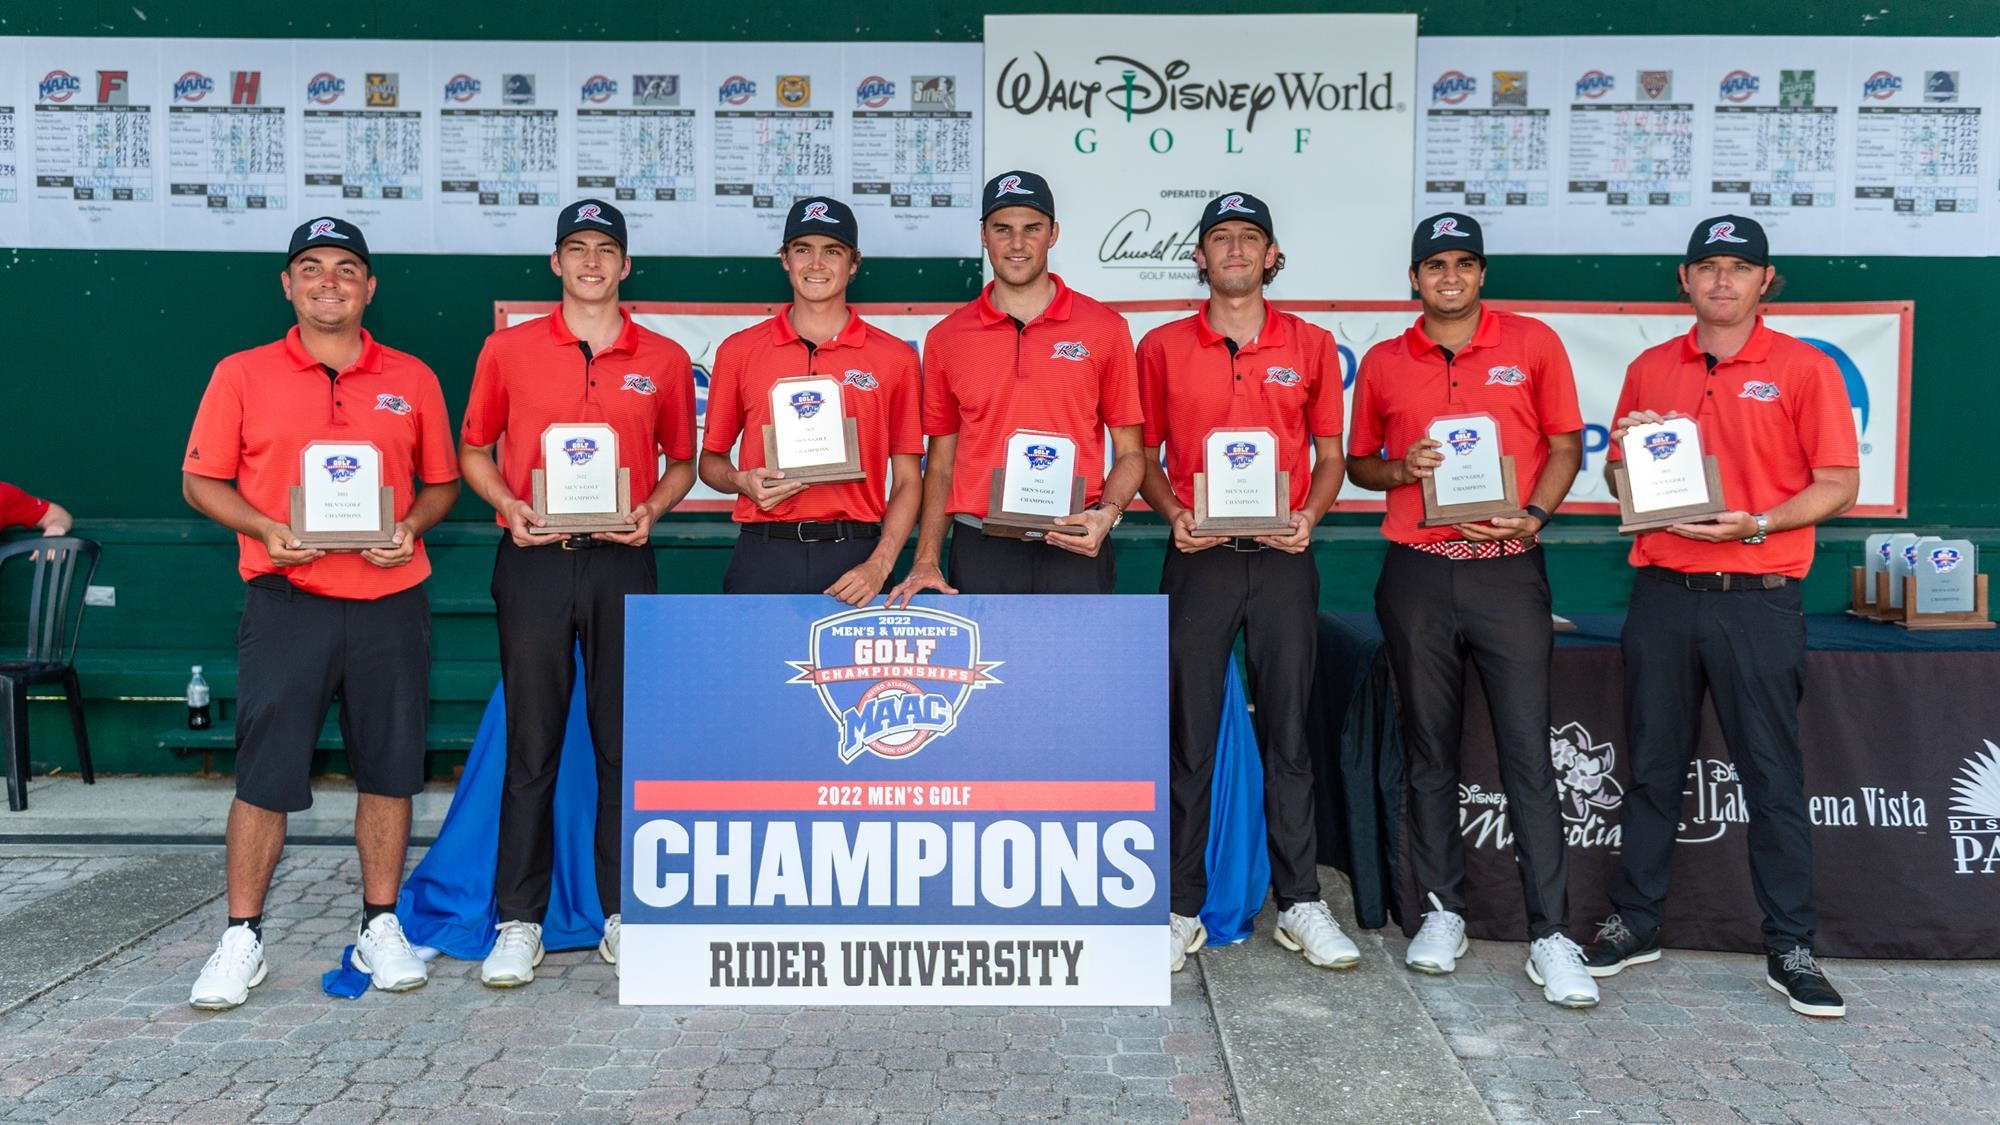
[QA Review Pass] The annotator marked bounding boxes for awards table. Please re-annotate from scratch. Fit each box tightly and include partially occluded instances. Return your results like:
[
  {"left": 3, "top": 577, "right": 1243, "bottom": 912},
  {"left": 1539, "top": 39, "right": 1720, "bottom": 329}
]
[{"left": 1309, "top": 611, "right": 2000, "bottom": 959}]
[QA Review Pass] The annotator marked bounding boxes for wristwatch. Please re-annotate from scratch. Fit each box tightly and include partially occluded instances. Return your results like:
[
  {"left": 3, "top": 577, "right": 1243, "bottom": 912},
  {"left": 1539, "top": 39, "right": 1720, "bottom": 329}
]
[
  {"left": 1744, "top": 512, "right": 1770, "bottom": 545},
  {"left": 1088, "top": 500, "right": 1125, "bottom": 528},
  {"left": 1524, "top": 504, "right": 1552, "bottom": 528}
]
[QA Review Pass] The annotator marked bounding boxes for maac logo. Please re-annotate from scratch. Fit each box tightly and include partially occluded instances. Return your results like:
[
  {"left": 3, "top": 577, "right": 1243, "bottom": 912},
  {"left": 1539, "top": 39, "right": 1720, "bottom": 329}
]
[
  {"left": 1050, "top": 341, "right": 1090, "bottom": 361},
  {"left": 1430, "top": 216, "right": 1468, "bottom": 239},
  {"left": 579, "top": 75, "right": 617, "bottom": 104},
  {"left": 1023, "top": 443, "right": 1061, "bottom": 471},
  {"left": 373, "top": 393, "right": 412, "bottom": 415},
  {"left": 841, "top": 369, "right": 878, "bottom": 391},
  {"left": 39, "top": 71, "right": 82, "bottom": 103},
  {"left": 799, "top": 200, "right": 836, "bottom": 223},
  {"left": 1949, "top": 741, "right": 2000, "bottom": 875},
  {"left": 323, "top": 454, "right": 360, "bottom": 482},
  {"left": 621, "top": 373, "right": 657, "bottom": 395},
  {"left": 1446, "top": 427, "right": 1481, "bottom": 455},
  {"left": 1431, "top": 70, "right": 1475, "bottom": 106},
  {"left": 1486, "top": 365, "right": 1526, "bottom": 387},
  {"left": 1643, "top": 431, "right": 1680, "bottom": 460},
  {"left": 855, "top": 75, "right": 896, "bottom": 108},
  {"left": 1738, "top": 380, "right": 1781, "bottom": 402},
  {"left": 1718, "top": 70, "right": 1759, "bottom": 103},
  {"left": 1223, "top": 440, "right": 1259, "bottom": 469},
  {"left": 1705, "top": 221, "right": 1748, "bottom": 244},
  {"left": 1862, "top": 71, "right": 1902, "bottom": 100},
  {"left": 1264, "top": 366, "right": 1301, "bottom": 387},
  {"left": 306, "top": 72, "right": 345, "bottom": 105},
  {"left": 173, "top": 72, "right": 214, "bottom": 103},
  {"left": 1574, "top": 70, "right": 1614, "bottom": 99},
  {"left": 717, "top": 76, "right": 756, "bottom": 106},
  {"left": 787, "top": 606, "right": 1001, "bottom": 763},
  {"left": 1931, "top": 547, "right": 1963, "bottom": 574},
  {"left": 1878, "top": 540, "right": 1894, "bottom": 566},
  {"left": 563, "top": 437, "right": 598, "bottom": 465},
  {"left": 789, "top": 389, "right": 825, "bottom": 419},
  {"left": 443, "top": 74, "right": 481, "bottom": 103}
]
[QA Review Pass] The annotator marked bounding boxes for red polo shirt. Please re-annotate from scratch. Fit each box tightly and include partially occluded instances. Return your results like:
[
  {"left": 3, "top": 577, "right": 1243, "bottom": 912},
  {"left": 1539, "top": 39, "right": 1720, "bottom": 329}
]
[
  {"left": 1608, "top": 318, "right": 1857, "bottom": 578},
  {"left": 461, "top": 307, "right": 697, "bottom": 526},
  {"left": 0, "top": 482, "right": 49, "bottom": 531},
  {"left": 1348, "top": 306, "right": 1584, "bottom": 546},
  {"left": 1137, "top": 304, "right": 1343, "bottom": 514},
  {"left": 703, "top": 307, "right": 923, "bottom": 524},
  {"left": 921, "top": 275, "right": 1143, "bottom": 518},
  {"left": 182, "top": 327, "right": 459, "bottom": 599}
]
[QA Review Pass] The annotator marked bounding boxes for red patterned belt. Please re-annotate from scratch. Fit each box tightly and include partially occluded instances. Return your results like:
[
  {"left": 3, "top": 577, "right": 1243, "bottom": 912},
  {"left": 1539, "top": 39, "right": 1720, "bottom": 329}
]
[{"left": 1405, "top": 536, "right": 1540, "bottom": 561}]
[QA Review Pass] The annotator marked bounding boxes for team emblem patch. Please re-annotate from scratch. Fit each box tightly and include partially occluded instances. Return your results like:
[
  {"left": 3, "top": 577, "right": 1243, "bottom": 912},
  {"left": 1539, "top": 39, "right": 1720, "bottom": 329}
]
[
  {"left": 1223, "top": 440, "right": 1259, "bottom": 469},
  {"left": 789, "top": 389, "right": 825, "bottom": 419},
  {"left": 799, "top": 201, "right": 836, "bottom": 223},
  {"left": 323, "top": 454, "right": 360, "bottom": 482},
  {"left": 306, "top": 218, "right": 347, "bottom": 240},
  {"left": 1215, "top": 193, "right": 1256, "bottom": 215},
  {"left": 1430, "top": 217, "right": 1468, "bottom": 240},
  {"left": 1050, "top": 341, "right": 1090, "bottom": 361},
  {"left": 1023, "top": 443, "right": 1061, "bottom": 471},
  {"left": 373, "top": 393, "right": 412, "bottom": 415},
  {"left": 1705, "top": 221, "right": 1749, "bottom": 245},
  {"left": 787, "top": 606, "right": 1002, "bottom": 764},
  {"left": 574, "top": 202, "right": 609, "bottom": 225},
  {"left": 1642, "top": 431, "right": 1680, "bottom": 460},
  {"left": 621, "top": 374, "right": 657, "bottom": 395},
  {"left": 563, "top": 437, "right": 598, "bottom": 465},
  {"left": 841, "top": 369, "right": 878, "bottom": 391},
  {"left": 993, "top": 174, "right": 1033, "bottom": 198},
  {"left": 1446, "top": 427, "right": 1481, "bottom": 455},
  {"left": 1486, "top": 365, "right": 1527, "bottom": 387},
  {"left": 1931, "top": 548, "right": 1964, "bottom": 574},
  {"left": 776, "top": 75, "right": 811, "bottom": 108},
  {"left": 1264, "top": 366, "right": 1301, "bottom": 387},
  {"left": 1904, "top": 543, "right": 1922, "bottom": 568},
  {"left": 1879, "top": 541, "right": 1894, "bottom": 564},
  {"left": 1738, "top": 381, "right": 1780, "bottom": 402}
]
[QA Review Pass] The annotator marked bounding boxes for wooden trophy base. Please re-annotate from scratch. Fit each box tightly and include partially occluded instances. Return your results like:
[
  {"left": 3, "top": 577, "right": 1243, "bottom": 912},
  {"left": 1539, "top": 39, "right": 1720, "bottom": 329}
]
[
  {"left": 1847, "top": 566, "right": 1883, "bottom": 619},
  {"left": 982, "top": 469, "right": 1089, "bottom": 540},
  {"left": 1894, "top": 573, "right": 1996, "bottom": 631},
  {"left": 1867, "top": 570, "right": 1909, "bottom": 622},
  {"left": 1420, "top": 455, "right": 1524, "bottom": 529},
  {"left": 531, "top": 467, "right": 634, "bottom": 534},
  {"left": 1191, "top": 470, "right": 1293, "bottom": 536},
  {"left": 1614, "top": 456, "right": 1727, "bottom": 534},
  {"left": 762, "top": 417, "right": 868, "bottom": 484},
  {"left": 289, "top": 486, "right": 397, "bottom": 550}
]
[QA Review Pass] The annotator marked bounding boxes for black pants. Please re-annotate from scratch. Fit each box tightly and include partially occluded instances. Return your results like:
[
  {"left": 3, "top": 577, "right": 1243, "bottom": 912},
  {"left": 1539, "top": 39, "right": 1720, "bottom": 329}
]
[
  {"left": 723, "top": 530, "right": 878, "bottom": 594},
  {"left": 490, "top": 536, "right": 656, "bottom": 921},
  {"left": 1611, "top": 572, "right": 1815, "bottom": 951},
  {"left": 946, "top": 521, "right": 1115, "bottom": 594},
  {"left": 1375, "top": 545, "right": 1567, "bottom": 938},
  {"left": 1165, "top": 545, "right": 1320, "bottom": 916}
]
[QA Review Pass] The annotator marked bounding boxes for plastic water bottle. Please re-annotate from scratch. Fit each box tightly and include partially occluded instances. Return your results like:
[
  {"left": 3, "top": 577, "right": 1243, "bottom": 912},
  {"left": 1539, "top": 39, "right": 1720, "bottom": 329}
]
[{"left": 186, "top": 665, "right": 212, "bottom": 731}]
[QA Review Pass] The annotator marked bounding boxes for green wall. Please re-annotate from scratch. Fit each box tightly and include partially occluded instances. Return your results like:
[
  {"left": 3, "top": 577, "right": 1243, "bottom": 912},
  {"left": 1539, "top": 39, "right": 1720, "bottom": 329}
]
[{"left": 4, "top": 3, "right": 1995, "bottom": 773}]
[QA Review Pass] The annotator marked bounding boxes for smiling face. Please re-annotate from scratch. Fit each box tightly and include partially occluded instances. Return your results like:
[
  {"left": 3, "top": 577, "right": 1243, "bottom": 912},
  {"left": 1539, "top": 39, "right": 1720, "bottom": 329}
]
[
  {"left": 281, "top": 249, "right": 375, "bottom": 332},
  {"left": 981, "top": 206, "right": 1058, "bottom": 288},
  {"left": 1193, "top": 221, "right": 1279, "bottom": 298},
  {"left": 1680, "top": 255, "right": 1773, "bottom": 328},
  {"left": 781, "top": 234, "right": 859, "bottom": 304},
  {"left": 550, "top": 230, "right": 631, "bottom": 302},
  {"left": 1409, "top": 250, "right": 1485, "bottom": 318}
]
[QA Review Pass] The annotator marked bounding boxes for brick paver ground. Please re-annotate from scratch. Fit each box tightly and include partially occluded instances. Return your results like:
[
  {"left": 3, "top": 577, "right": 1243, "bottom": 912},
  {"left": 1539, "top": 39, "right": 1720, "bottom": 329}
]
[
  {"left": 1386, "top": 928, "right": 2000, "bottom": 1125},
  {"left": 0, "top": 856, "right": 123, "bottom": 921},
  {"left": 0, "top": 852, "right": 1239, "bottom": 1124}
]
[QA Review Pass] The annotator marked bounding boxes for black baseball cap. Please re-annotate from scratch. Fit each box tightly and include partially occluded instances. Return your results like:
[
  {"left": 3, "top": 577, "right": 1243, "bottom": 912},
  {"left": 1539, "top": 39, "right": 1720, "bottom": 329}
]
[
  {"left": 556, "top": 198, "right": 628, "bottom": 250},
  {"left": 287, "top": 216, "right": 370, "bottom": 266},
  {"left": 782, "top": 196, "right": 859, "bottom": 251},
  {"left": 1684, "top": 214, "right": 1769, "bottom": 267},
  {"left": 982, "top": 170, "right": 1055, "bottom": 220},
  {"left": 1199, "top": 191, "right": 1273, "bottom": 239},
  {"left": 1411, "top": 212, "right": 1484, "bottom": 265}
]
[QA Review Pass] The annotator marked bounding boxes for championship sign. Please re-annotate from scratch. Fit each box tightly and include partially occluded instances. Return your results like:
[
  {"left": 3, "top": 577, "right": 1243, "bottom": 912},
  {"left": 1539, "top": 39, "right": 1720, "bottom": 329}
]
[{"left": 620, "top": 595, "right": 1169, "bottom": 1006}]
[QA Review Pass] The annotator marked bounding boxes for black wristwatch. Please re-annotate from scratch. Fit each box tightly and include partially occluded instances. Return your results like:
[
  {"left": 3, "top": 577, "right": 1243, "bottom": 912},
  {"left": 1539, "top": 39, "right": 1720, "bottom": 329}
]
[{"left": 1524, "top": 504, "right": 1552, "bottom": 527}]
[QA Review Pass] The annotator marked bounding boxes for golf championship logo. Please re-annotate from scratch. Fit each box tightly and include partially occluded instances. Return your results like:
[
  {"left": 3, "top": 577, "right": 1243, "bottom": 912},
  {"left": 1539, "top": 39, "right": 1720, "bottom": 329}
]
[{"left": 787, "top": 607, "right": 1002, "bottom": 764}]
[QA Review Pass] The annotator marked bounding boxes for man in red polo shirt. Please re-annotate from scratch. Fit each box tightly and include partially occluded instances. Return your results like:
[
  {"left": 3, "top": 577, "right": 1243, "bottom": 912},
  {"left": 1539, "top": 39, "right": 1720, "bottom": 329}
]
[
  {"left": 0, "top": 482, "right": 71, "bottom": 535},
  {"left": 1583, "top": 215, "right": 1857, "bottom": 1019},
  {"left": 182, "top": 217, "right": 459, "bottom": 1009},
  {"left": 1348, "top": 212, "right": 1596, "bottom": 1007},
  {"left": 700, "top": 197, "right": 921, "bottom": 603},
  {"left": 1136, "top": 192, "right": 1354, "bottom": 975},
  {"left": 887, "top": 170, "right": 1144, "bottom": 601},
  {"left": 459, "top": 199, "right": 697, "bottom": 986}
]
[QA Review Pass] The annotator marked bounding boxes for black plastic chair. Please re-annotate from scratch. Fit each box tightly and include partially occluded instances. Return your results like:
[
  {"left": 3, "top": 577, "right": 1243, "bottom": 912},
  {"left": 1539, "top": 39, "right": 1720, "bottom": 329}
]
[{"left": 0, "top": 536, "right": 100, "bottom": 811}]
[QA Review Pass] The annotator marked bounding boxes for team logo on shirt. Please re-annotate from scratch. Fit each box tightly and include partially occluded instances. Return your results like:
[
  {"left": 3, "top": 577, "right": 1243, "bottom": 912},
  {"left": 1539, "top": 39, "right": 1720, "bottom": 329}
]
[
  {"left": 1446, "top": 427, "right": 1482, "bottom": 455},
  {"left": 306, "top": 218, "right": 348, "bottom": 240},
  {"left": 1429, "top": 217, "right": 1468, "bottom": 240},
  {"left": 1486, "top": 365, "right": 1527, "bottom": 386},
  {"left": 564, "top": 437, "right": 599, "bottom": 465},
  {"left": 787, "top": 605, "right": 1001, "bottom": 764},
  {"left": 1214, "top": 193, "right": 1257, "bottom": 216},
  {"left": 1704, "top": 221, "right": 1749, "bottom": 245},
  {"left": 1931, "top": 547, "right": 1964, "bottom": 574},
  {"left": 1050, "top": 341, "right": 1090, "bottom": 361},
  {"left": 621, "top": 373, "right": 657, "bottom": 395},
  {"left": 789, "top": 389, "right": 826, "bottom": 419},
  {"left": 994, "top": 174, "right": 1033, "bottom": 199},
  {"left": 1264, "top": 366, "right": 1301, "bottom": 387},
  {"left": 841, "top": 369, "right": 878, "bottom": 391},
  {"left": 1642, "top": 431, "right": 1680, "bottom": 460},
  {"left": 1023, "top": 443, "right": 1061, "bottom": 471},
  {"left": 1738, "top": 380, "right": 1781, "bottom": 402},
  {"left": 373, "top": 393, "right": 412, "bottom": 415},
  {"left": 1223, "top": 440, "right": 1260, "bottom": 469},
  {"left": 323, "top": 454, "right": 361, "bottom": 482}
]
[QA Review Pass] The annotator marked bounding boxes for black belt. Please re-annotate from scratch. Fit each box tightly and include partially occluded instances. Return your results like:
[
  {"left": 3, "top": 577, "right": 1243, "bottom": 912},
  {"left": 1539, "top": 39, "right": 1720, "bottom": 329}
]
[
  {"left": 1643, "top": 566, "right": 1792, "bottom": 592},
  {"left": 558, "top": 534, "right": 603, "bottom": 551},
  {"left": 741, "top": 520, "right": 881, "bottom": 543},
  {"left": 1221, "top": 537, "right": 1267, "bottom": 553}
]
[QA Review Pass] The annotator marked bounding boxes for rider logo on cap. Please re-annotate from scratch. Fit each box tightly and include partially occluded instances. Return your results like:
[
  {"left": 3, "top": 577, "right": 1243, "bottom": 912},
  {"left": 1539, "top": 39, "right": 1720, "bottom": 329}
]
[{"left": 1705, "top": 221, "right": 1748, "bottom": 244}]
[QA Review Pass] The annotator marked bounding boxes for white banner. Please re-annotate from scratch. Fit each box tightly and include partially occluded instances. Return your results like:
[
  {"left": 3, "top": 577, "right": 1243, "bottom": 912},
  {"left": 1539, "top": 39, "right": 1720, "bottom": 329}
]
[
  {"left": 980, "top": 14, "right": 1417, "bottom": 300},
  {"left": 503, "top": 299, "right": 1910, "bottom": 518}
]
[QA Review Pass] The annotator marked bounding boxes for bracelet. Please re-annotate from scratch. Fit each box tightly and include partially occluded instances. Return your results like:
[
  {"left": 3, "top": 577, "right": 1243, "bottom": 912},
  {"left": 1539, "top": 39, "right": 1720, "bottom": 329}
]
[{"left": 1525, "top": 504, "right": 1552, "bottom": 526}]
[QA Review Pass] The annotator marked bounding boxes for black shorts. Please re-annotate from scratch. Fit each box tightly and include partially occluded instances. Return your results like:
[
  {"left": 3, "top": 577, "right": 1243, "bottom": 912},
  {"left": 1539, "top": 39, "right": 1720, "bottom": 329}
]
[{"left": 233, "top": 577, "right": 430, "bottom": 813}]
